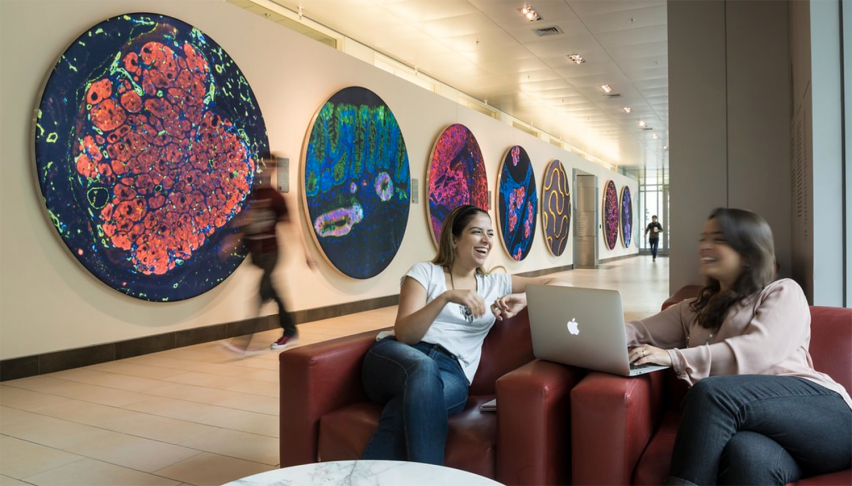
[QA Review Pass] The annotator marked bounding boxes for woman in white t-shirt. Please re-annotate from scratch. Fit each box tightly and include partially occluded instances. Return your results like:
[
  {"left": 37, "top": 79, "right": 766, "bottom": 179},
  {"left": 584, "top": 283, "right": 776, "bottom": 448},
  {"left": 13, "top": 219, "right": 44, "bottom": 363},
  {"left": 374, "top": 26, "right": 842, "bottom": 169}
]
[{"left": 361, "top": 205, "right": 561, "bottom": 465}]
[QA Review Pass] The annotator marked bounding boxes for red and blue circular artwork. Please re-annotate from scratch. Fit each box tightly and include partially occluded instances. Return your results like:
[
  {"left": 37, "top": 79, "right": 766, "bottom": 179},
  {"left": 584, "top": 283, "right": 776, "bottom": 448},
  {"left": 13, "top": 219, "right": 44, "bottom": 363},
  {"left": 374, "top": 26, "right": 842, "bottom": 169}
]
[
  {"left": 303, "top": 87, "right": 410, "bottom": 279},
  {"left": 34, "top": 13, "right": 267, "bottom": 301},
  {"left": 498, "top": 146, "right": 537, "bottom": 261},
  {"left": 427, "top": 124, "right": 489, "bottom": 247},
  {"left": 620, "top": 186, "right": 633, "bottom": 248},
  {"left": 603, "top": 180, "right": 619, "bottom": 250},
  {"left": 542, "top": 160, "right": 570, "bottom": 256}
]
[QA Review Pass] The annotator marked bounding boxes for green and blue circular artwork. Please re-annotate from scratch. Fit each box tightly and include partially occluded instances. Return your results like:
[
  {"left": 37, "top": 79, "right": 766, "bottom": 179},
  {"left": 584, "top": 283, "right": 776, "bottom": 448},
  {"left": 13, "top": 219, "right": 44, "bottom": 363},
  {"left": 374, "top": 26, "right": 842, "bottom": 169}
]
[{"left": 303, "top": 87, "right": 410, "bottom": 279}]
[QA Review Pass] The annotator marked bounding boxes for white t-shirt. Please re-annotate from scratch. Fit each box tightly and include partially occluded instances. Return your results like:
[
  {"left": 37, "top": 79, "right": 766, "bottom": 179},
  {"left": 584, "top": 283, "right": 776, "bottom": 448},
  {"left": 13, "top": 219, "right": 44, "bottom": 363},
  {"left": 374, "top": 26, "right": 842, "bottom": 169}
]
[{"left": 389, "top": 262, "right": 513, "bottom": 384}]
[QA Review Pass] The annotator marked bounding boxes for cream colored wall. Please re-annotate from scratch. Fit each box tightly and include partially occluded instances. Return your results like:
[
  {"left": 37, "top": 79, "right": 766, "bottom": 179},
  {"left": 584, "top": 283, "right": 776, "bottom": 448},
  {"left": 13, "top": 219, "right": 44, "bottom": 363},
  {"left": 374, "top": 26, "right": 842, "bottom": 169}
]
[
  {"left": 668, "top": 0, "right": 792, "bottom": 294},
  {"left": 0, "top": 0, "right": 637, "bottom": 360}
]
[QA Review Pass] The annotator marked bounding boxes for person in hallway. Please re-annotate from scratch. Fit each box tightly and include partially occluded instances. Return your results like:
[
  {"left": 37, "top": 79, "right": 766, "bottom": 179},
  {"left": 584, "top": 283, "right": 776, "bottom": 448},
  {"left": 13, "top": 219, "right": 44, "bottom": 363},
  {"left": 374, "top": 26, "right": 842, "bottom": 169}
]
[
  {"left": 224, "top": 153, "right": 316, "bottom": 352},
  {"left": 644, "top": 215, "right": 664, "bottom": 261},
  {"left": 627, "top": 208, "right": 852, "bottom": 485},
  {"left": 360, "top": 205, "right": 564, "bottom": 465}
]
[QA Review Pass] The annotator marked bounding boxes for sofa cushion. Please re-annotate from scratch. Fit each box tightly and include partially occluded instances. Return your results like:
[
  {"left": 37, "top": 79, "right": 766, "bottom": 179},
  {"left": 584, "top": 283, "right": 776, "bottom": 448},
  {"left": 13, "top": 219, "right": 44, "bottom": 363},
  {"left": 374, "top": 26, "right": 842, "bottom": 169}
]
[
  {"left": 318, "top": 395, "right": 497, "bottom": 478},
  {"left": 808, "top": 306, "right": 852, "bottom": 393},
  {"left": 633, "top": 412, "right": 679, "bottom": 486}
]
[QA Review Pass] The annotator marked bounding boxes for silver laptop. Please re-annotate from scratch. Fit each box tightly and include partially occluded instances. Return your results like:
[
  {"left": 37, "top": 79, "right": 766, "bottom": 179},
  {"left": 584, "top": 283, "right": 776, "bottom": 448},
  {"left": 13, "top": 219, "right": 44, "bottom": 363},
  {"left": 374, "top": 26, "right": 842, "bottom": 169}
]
[{"left": 526, "top": 285, "right": 669, "bottom": 377}]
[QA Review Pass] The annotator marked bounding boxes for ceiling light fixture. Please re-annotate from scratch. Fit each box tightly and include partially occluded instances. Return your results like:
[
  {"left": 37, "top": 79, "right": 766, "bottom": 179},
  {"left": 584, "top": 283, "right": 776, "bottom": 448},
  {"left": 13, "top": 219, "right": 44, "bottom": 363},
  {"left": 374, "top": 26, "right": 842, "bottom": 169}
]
[
  {"left": 638, "top": 120, "right": 646, "bottom": 127},
  {"left": 652, "top": 134, "right": 659, "bottom": 139},
  {"left": 600, "top": 84, "right": 613, "bottom": 93},
  {"left": 622, "top": 106, "right": 632, "bottom": 114},
  {"left": 568, "top": 54, "right": 585, "bottom": 64},
  {"left": 663, "top": 145, "right": 669, "bottom": 150},
  {"left": 520, "top": 5, "right": 542, "bottom": 22}
]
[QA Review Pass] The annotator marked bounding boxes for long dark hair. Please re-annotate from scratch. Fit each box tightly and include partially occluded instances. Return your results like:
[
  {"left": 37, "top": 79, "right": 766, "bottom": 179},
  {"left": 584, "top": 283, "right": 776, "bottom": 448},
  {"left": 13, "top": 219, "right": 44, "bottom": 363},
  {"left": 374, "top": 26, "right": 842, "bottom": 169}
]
[
  {"left": 690, "top": 208, "right": 776, "bottom": 329},
  {"left": 432, "top": 205, "right": 490, "bottom": 275}
]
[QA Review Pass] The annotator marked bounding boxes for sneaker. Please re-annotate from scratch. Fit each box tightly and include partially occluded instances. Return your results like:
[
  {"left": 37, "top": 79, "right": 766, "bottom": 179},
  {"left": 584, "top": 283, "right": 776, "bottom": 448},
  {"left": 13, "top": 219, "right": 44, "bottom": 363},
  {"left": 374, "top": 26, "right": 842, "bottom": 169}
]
[{"left": 271, "top": 334, "right": 299, "bottom": 350}]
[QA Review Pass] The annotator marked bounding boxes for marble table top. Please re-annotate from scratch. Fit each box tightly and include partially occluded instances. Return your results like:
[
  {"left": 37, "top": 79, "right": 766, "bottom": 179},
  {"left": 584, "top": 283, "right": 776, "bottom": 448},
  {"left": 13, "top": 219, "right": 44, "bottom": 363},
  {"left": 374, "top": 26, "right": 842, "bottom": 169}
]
[{"left": 223, "top": 460, "right": 505, "bottom": 486}]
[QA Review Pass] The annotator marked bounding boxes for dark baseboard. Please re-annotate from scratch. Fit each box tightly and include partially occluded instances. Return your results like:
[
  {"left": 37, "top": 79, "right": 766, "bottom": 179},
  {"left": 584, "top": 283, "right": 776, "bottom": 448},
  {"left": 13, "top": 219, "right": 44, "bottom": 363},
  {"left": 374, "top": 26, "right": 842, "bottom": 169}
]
[
  {"left": 1, "top": 294, "right": 399, "bottom": 382},
  {"left": 599, "top": 253, "right": 641, "bottom": 263},
  {"left": 0, "top": 266, "right": 576, "bottom": 382},
  {"left": 516, "top": 264, "right": 573, "bottom": 277}
]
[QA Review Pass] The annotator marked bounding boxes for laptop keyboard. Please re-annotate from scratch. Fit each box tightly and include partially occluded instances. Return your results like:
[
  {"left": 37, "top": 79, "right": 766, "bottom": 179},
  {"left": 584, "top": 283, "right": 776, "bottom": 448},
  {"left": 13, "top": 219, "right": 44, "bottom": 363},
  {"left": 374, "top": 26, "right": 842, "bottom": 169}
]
[{"left": 629, "top": 363, "right": 656, "bottom": 371}]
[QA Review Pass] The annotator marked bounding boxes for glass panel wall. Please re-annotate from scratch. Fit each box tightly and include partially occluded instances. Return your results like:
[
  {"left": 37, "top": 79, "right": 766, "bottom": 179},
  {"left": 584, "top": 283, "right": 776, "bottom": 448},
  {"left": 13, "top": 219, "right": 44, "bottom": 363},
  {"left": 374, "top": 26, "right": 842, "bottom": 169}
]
[{"left": 627, "top": 166, "right": 670, "bottom": 255}]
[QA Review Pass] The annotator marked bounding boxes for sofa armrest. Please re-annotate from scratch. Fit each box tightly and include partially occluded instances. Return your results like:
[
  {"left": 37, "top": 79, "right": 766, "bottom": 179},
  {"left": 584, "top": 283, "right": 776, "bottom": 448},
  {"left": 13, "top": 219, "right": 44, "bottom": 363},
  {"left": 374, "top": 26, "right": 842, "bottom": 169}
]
[
  {"left": 496, "top": 359, "right": 585, "bottom": 486},
  {"left": 661, "top": 285, "right": 701, "bottom": 311},
  {"left": 279, "top": 329, "right": 388, "bottom": 467},
  {"left": 571, "top": 371, "right": 667, "bottom": 485}
]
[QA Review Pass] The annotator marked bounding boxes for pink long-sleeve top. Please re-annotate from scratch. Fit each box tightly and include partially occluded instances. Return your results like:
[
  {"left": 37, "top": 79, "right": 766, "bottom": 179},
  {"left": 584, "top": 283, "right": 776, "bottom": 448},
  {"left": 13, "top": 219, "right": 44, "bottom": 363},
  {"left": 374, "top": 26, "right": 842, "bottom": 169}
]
[{"left": 626, "top": 278, "right": 852, "bottom": 410}]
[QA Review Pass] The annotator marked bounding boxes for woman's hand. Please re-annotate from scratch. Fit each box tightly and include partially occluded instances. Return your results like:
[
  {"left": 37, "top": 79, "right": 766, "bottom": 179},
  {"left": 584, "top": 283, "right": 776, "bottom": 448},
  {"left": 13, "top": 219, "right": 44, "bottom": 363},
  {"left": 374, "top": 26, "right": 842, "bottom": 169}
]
[
  {"left": 491, "top": 293, "right": 527, "bottom": 321},
  {"left": 629, "top": 344, "right": 672, "bottom": 367},
  {"left": 444, "top": 289, "right": 487, "bottom": 319}
]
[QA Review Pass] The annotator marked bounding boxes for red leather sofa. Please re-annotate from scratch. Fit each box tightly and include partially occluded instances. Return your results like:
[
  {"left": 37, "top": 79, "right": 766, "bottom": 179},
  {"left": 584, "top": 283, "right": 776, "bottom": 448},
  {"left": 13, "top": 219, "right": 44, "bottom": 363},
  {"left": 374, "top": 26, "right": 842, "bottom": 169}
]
[
  {"left": 570, "top": 286, "right": 852, "bottom": 485},
  {"left": 279, "top": 309, "right": 585, "bottom": 486}
]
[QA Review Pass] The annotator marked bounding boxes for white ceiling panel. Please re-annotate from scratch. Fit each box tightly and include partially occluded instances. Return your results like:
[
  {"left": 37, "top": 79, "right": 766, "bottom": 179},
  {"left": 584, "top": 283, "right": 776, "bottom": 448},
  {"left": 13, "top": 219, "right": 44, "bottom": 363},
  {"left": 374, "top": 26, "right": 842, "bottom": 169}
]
[
  {"left": 244, "top": 0, "right": 669, "bottom": 168},
  {"left": 566, "top": 0, "right": 666, "bottom": 18},
  {"left": 581, "top": 5, "right": 667, "bottom": 34},
  {"left": 414, "top": 12, "right": 502, "bottom": 38},
  {"left": 380, "top": 0, "right": 480, "bottom": 23},
  {"left": 594, "top": 25, "right": 668, "bottom": 48},
  {"left": 607, "top": 41, "right": 668, "bottom": 63}
]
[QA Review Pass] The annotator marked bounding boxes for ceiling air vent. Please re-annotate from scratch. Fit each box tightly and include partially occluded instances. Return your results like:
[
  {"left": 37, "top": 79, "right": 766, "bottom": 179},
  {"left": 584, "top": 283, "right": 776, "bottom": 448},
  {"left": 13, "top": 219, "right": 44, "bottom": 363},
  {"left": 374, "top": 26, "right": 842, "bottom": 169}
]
[
  {"left": 603, "top": 93, "right": 622, "bottom": 98},
  {"left": 533, "top": 26, "right": 563, "bottom": 37}
]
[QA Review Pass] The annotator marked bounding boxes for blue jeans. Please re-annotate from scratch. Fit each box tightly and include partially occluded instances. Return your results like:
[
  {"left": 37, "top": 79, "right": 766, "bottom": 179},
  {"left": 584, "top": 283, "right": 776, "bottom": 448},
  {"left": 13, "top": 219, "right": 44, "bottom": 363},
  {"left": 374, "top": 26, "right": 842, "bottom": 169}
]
[
  {"left": 361, "top": 337, "right": 469, "bottom": 465},
  {"left": 649, "top": 238, "right": 659, "bottom": 259},
  {"left": 667, "top": 375, "right": 852, "bottom": 486}
]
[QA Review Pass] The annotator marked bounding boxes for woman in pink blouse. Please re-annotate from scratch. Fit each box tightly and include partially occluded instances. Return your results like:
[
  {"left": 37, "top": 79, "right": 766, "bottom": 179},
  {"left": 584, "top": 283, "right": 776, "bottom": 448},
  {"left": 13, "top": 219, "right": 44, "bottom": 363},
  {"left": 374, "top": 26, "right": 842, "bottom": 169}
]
[{"left": 628, "top": 208, "right": 851, "bottom": 485}]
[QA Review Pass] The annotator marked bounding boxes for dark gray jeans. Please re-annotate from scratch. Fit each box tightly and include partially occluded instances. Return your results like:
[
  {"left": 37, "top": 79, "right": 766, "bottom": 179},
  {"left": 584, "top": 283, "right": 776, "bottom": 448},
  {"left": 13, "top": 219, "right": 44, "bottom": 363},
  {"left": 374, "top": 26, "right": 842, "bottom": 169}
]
[
  {"left": 666, "top": 375, "right": 852, "bottom": 486},
  {"left": 251, "top": 252, "right": 296, "bottom": 337}
]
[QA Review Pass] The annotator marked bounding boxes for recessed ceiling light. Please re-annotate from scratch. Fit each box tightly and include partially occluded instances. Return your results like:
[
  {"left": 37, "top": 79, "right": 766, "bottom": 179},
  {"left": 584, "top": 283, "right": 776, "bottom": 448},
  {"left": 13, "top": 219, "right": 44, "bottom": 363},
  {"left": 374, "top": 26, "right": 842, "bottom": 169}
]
[
  {"left": 622, "top": 107, "right": 632, "bottom": 114},
  {"left": 652, "top": 134, "right": 659, "bottom": 139},
  {"left": 568, "top": 54, "right": 585, "bottom": 64},
  {"left": 663, "top": 145, "right": 669, "bottom": 150},
  {"left": 519, "top": 5, "right": 542, "bottom": 21},
  {"left": 638, "top": 120, "right": 646, "bottom": 127},
  {"left": 600, "top": 84, "right": 613, "bottom": 93}
]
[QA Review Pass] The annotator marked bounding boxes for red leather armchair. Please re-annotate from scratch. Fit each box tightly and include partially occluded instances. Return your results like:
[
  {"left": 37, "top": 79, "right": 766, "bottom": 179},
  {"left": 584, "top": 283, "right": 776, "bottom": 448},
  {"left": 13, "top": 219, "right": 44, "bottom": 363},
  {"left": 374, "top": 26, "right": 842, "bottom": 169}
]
[
  {"left": 279, "top": 309, "right": 585, "bottom": 486},
  {"left": 571, "top": 287, "right": 852, "bottom": 486}
]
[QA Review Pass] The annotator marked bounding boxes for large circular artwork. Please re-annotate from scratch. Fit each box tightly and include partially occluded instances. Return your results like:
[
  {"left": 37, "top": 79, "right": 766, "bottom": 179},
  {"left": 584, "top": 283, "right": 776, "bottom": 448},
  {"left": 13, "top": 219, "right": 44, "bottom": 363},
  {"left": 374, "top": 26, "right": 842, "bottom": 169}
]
[
  {"left": 541, "top": 160, "right": 570, "bottom": 256},
  {"left": 602, "top": 180, "right": 619, "bottom": 250},
  {"left": 497, "top": 146, "right": 537, "bottom": 261},
  {"left": 303, "top": 86, "right": 410, "bottom": 279},
  {"left": 427, "top": 124, "right": 488, "bottom": 247},
  {"left": 34, "top": 13, "right": 267, "bottom": 301},
  {"left": 620, "top": 186, "right": 633, "bottom": 248}
]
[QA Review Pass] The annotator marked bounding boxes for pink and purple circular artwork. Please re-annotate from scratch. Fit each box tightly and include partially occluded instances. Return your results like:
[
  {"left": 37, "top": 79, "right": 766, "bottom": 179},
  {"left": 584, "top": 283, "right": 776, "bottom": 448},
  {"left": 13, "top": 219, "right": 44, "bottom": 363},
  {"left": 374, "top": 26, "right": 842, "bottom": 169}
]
[
  {"left": 542, "top": 160, "right": 570, "bottom": 256},
  {"left": 620, "top": 186, "right": 633, "bottom": 248},
  {"left": 603, "top": 180, "right": 619, "bottom": 250},
  {"left": 427, "top": 124, "right": 489, "bottom": 246},
  {"left": 34, "top": 13, "right": 267, "bottom": 301},
  {"left": 498, "top": 146, "right": 537, "bottom": 261}
]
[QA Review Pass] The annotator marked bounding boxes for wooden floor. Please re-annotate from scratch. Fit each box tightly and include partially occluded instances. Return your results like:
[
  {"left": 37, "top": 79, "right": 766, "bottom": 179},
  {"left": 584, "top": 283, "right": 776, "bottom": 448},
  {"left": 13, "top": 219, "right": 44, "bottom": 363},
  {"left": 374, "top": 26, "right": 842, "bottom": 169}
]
[{"left": 0, "top": 256, "right": 669, "bottom": 486}]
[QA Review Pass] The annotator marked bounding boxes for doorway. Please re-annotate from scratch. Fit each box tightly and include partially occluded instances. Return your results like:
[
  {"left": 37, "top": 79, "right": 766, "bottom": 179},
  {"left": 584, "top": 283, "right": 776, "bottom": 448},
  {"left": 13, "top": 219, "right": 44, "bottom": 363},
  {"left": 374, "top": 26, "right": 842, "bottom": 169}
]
[{"left": 573, "top": 171, "right": 598, "bottom": 268}]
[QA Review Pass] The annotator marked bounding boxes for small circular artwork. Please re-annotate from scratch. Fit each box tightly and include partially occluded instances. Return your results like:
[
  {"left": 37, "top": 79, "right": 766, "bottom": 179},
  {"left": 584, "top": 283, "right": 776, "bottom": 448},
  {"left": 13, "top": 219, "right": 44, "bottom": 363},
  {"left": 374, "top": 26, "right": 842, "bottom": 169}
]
[
  {"left": 541, "top": 160, "right": 571, "bottom": 256},
  {"left": 303, "top": 86, "right": 410, "bottom": 279},
  {"left": 427, "top": 124, "right": 489, "bottom": 247},
  {"left": 34, "top": 13, "right": 267, "bottom": 301},
  {"left": 497, "top": 146, "right": 537, "bottom": 261},
  {"left": 620, "top": 186, "right": 633, "bottom": 248},
  {"left": 602, "top": 180, "right": 619, "bottom": 251}
]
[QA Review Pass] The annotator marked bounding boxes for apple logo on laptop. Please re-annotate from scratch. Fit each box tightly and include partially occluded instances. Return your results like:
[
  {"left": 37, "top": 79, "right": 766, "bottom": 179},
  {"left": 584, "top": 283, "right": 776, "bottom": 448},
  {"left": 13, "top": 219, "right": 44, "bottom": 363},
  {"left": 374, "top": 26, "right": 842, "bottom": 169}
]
[{"left": 567, "top": 318, "right": 580, "bottom": 335}]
